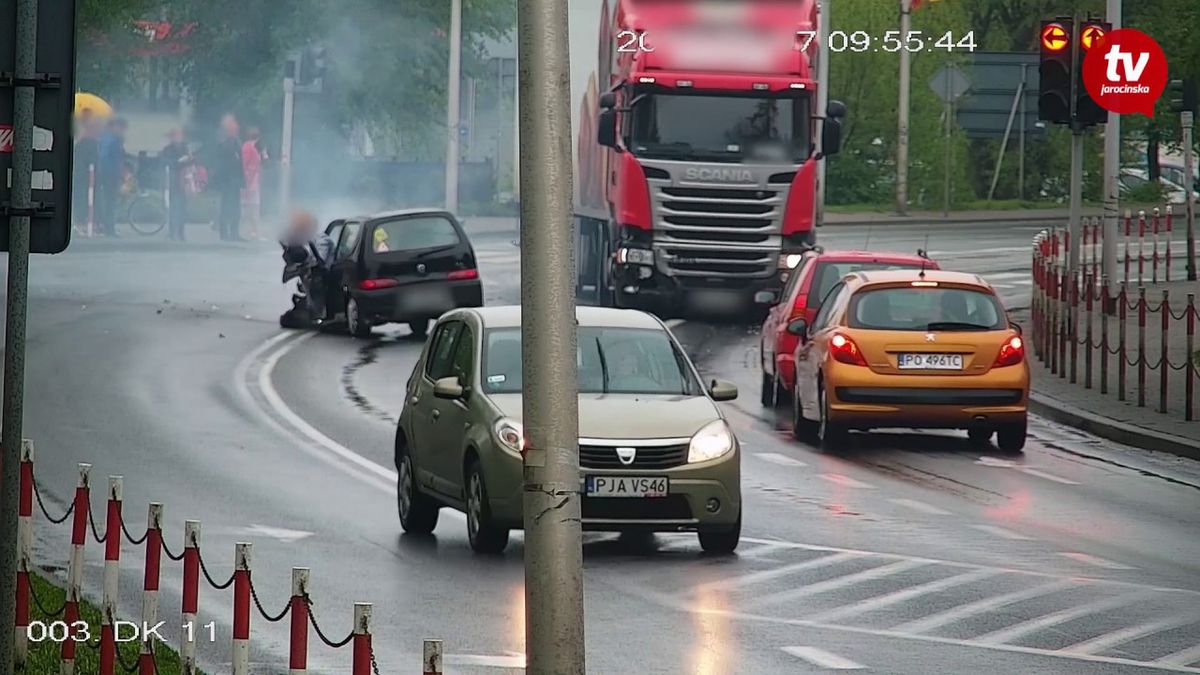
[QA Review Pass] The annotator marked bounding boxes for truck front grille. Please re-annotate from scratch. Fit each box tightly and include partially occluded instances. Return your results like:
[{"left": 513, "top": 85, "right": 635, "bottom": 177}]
[{"left": 651, "top": 183, "right": 785, "bottom": 278}]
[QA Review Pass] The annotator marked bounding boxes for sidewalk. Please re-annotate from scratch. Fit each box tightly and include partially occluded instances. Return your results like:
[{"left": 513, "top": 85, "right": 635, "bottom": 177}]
[
  {"left": 1013, "top": 277, "right": 1200, "bottom": 459},
  {"left": 823, "top": 207, "right": 1088, "bottom": 228}
]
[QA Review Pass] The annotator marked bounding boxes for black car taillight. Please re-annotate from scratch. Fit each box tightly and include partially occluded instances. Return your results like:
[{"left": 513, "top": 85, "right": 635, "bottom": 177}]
[
  {"left": 447, "top": 268, "right": 478, "bottom": 281},
  {"left": 359, "top": 278, "right": 400, "bottom": 290}
]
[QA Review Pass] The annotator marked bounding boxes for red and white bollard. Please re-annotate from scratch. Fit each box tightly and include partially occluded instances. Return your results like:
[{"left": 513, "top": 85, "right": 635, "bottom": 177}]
[
  {"left": 1124, "top": 209, "right": 1132, "bottom": 285},
  {"left": 289, "top": 568, "right": 310, "bottom": 674},
  {"left": 181, "top": 520, "right": 201, "bottom": 674},
  {"left": 14, "top": 441, "right": 34, "bottom": 668},
  {"left": 1152, "top": 207, "right": 1161, "bottom": 284},
  {"left": 1165, "top": 205, "right": 1174, "bottom": 282},
  {"left": 60, "top": 464, "right": 91, "bottom": 675},
  {"left": 99, "top": 476, "right": 123, "bottom": 675},
  {"left": 423, "top": 639, "right": 444, "bottom": 675},
  {"left": 139, "top": 503, "right": 164, "bottom": 675},
  {"left": 233, "top": 542, "right": 253, "bottom": 675},
  {"left": 1137, "top": 210, "right": 1147, "bottom": 284},
  {"left": 352, "top": 603, "right": 374, "bottom": 675}
]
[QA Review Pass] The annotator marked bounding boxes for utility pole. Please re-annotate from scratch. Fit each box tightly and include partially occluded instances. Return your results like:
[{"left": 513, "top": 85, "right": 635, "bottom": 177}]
[
  {"left": 0, "top": 0, "right": 39, "bottom": 669},
  {"left": 279, "top": 66, "right": 295, "bottom": 217},
  {"left": 815, "top": 0, "right": 830, "bottom": 227},
  {"left": 1184, "top": 109, "right": 1196, "bottom": 281},
  {"left": 1019, "top": 65, "right": 1027, "bottom": 202},
  {"left": 895, "top": 0, "right": 912, "bottom": 215},
  {"left": 1068, "top": 126, "right": 1084, "bottom": 279},
  {"left": 1101, "top": 0, "right": 1122, "bottom": 295},
  {"left": 516, "top": 1, "right": 584, "bottom": 674},
  {"left": 444, "top": 0, "right": 463, "bottom": 215}
]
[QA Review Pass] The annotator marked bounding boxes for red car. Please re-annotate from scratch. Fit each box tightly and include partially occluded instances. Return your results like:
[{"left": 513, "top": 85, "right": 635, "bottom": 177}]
[{"left": 755, "top": 249, "right": 939, "bottom": 406}]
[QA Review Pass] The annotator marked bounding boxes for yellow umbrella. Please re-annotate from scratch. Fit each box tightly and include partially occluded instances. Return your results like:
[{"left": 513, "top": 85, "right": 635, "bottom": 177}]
[{"left": 74, "top": 92, "right": 113, "bottom": 118}]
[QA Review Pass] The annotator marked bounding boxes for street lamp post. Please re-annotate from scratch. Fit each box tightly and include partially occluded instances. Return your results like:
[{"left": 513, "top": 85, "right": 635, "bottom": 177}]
[
  {"left": 445, "top": 0, "right": 463, "bottom": 215},
  {"left": 895, "top": 0, "right": 912, "bottom": 216}
]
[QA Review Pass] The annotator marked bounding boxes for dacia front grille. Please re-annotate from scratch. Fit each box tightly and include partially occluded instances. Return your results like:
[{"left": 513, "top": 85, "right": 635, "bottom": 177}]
[{"left": 579, "top": 443, "right": 690, "bottom": 470}]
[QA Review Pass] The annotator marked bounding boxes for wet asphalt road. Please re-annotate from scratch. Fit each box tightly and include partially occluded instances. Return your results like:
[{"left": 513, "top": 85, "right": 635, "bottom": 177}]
[{"left": 8, "top": 222, "right": 1200, "bottom": 674}]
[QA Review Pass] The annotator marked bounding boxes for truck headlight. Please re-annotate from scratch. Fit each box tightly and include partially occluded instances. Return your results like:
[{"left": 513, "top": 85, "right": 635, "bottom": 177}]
[
  {"left": 616, "top": 247, "right": 655, "bottom": 266},
  {"left": 688, "top": 419, "right": 735, "bottom": 463},
  {"left": 493, "top": 418, "right": 524, "bottom": 455},
  {"left": 785, "top": 253, "right": 804, "bottom": 269}
]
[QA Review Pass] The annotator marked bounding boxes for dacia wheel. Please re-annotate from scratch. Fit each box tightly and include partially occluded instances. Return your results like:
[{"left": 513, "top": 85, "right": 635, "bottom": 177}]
[
  {"left": 346, "top": 297, "right": 373, "bottom": 339},
  {"left": 465, "top": 458, "right": 510, "bottom": 554},
  {"left": 698, "top": 510, "right": 741, "bottom": 554},
  {"left": 817, "top": 381, "right": 849, "bottom": 449},
  {"left": 997, "top": 418, "right": 1028, "bottom": 453},
  {"left": 396, "top": 440, "right": 439, "bottom": 534},
  {"left": 408, "top": 319, "right": 430, "bottom": 339}
]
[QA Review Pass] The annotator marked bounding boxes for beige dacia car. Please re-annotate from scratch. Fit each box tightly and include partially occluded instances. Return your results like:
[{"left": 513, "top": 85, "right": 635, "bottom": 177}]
[{"left": 394, "top": 305, "right": 742, "bottom": 554}]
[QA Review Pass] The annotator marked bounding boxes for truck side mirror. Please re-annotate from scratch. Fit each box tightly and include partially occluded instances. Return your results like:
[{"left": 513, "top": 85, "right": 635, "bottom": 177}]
[
  {"left": 827, "top": 100, "right": 847, "bottom": 119},
  {"left": 822, "top": 117, "right": 843, "bottom": 157},
  {"left": 597, "top": 109, "right": 618, "bottom": 148}
]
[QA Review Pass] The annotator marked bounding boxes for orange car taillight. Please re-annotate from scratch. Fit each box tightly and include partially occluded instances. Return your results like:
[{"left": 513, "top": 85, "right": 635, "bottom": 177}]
[
  {"left": 994, "top": 335, "right": 1025, "bottom": 367},
  {"left": 830, "top": 333, "right": 867, "bottom": 366}
]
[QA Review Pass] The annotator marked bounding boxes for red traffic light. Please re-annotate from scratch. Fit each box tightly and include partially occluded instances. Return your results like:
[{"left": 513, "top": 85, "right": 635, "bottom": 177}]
[
  {"left": 1080, "top": 24, "right": 1106, "bottom": 50},
  {"left": 1041, "top": 23, "right": 1070, "bottom": 52}
]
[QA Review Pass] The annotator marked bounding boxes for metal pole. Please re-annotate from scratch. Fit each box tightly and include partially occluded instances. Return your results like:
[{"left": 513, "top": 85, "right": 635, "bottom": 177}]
[
  {"left": 0, "top": 0, "right": 38, "bottom": 668},
  {"left": 815, "top": 0, "right": 831, "bottom": 226},
  {"left": 1068, "top": 129, "right": 1084, "bottom": 281},
  {"left": 895, "top": 0, "right": 911, "bottom": 215},
  {"left": 1019, "top": 65, "right": 1027, "bottom": 202},
  {"left": 516, "top": 0, "right": 584, "bottom": 673},
  {"left": 444, "top": 0, "right": 463, "bottom": 215},
  {"left": 280, "top": 74, "right": 295, "bottom": 216},
  {"left": 987, "top": 72, "right": 1025, "bottom": 204},
  {"left": 943, "top": 79, "right": 952, "bottom": 216},
  {"left": 1183, "top": 110, "right": 1196, "bottom": 281},
  {"left": 1103, "top": 0, "right": 1123, "bottom": 292}
]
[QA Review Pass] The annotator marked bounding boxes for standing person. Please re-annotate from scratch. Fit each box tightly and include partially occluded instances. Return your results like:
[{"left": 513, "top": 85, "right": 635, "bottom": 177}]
[
  {"left": 96, "top": 118, "right": 128, "bottom": 237},
  {"left": 160, "top": 128, "right": 193, "bottom": 241},
  {"left": 240, "top": 127, "right": 266, "bottom": 240},
  {"left": 72, "top": 112, "right": 101, "bottom": 232},
  {"left": 213, "top": 114, "right": 244, "bottom": 241}
]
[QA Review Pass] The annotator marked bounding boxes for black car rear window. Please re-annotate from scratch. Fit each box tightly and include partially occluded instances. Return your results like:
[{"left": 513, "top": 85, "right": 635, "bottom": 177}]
[
  {"left": 369, "top": 216, "right": 461, "bottom": 254},
  {"left": 848, "top": 286, "right": 1006, "bottom": 331},
  {"left": 813, "top": 261, "right": 924, "bottom": 304}
]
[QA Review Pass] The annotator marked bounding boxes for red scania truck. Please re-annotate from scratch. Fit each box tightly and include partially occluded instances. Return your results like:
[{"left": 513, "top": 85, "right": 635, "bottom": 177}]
[{"left": 571, "top": 0, "right": 845, "bottom": 315}]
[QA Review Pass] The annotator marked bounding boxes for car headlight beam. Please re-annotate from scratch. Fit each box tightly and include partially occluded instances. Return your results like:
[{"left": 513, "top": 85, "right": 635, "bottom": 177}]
[
  {"left": 687, "top": 419, "right": 735, "bottom": 464},
  {"left": 493, "top": 418, "right": 524, "bottom": 455}
]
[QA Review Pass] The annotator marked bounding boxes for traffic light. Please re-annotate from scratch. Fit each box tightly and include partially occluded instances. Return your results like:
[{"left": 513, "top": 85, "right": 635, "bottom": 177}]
[
  {"left": 1074, "top": 20, "right": 1111, "bottom": 126},
  {"left": 1038, "top": 19, "right": 1073, "bottom": 125},
  {"left": 297, "top": 46, "right": 328, "bottom": 88},
  {"left": 1167, "top": 78, "right": 1199, "bottom": 114}
]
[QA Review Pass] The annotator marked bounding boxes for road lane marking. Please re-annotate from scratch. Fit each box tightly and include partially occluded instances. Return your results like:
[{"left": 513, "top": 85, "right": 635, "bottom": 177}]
[
  {"left": 736, "top": 540, "right": 792, "bottom": 560},
  {"left": 748, "top": 559, "right": 927, "bottom": 610},
  {"left": 985, "top": 271, "right": 1033, "bottom": 281},
  {"left": 819, "top": 473, "right": 875, "bottom": 489},
  {"left": 229, "top": 524, "right": 314, "bottom": 543},
  {"left": 1020, "top": 468, "right": 1080, "bottom": 485},
  {"left": 781, "top": 646, "right": 865, "bottom": 670},
  {"left": 887, "top": 498, "right": 950, "bottom": 515},
  {"left": 894, "top": 580, "right": 1077, "bottom": 634},
  {"left": 700, "top": 552, "right": 861, "bottom": 591},
  {"left": 975, "top": 456, "right": 1080, "bottom": 485},
  {"left": 755, "top": 452, "right": 808, "bottom": 467},
  {"left": 1064, "top": 614, "right": 1200, "bottom": 655},
  {"left": 1058, "top": 552, "right": 1134, "bottom": 570},
  {"left": 975, "top": 591, "right": 1149, "bottom": 645},
  {"left": 970, "top": 524, "right": 1032, "bottom": 540},
  {"left": 1158, "top": 643, "right": 1200, "bottom": 668},
  {"left": 446, "top": 654, "right": 527, "bottom": 668},
  {"left": 807, "top": 568, "right": 999, "bottom": 623}
]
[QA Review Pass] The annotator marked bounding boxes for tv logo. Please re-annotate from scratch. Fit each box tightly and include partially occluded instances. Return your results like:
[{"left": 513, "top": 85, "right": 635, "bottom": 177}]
[{"left": 1083, "top": 29, "right": 1167, "bottom": 117}]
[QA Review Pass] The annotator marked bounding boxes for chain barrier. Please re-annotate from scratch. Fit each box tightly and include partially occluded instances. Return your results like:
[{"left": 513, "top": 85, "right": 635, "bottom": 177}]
[
  {"left": 197, "top": 546, "right": 236, "bottom": 590},
  {"left": 249, "top": 575, "right": 292, "bottom": 623},
  {"left": 305, "top": 595, "right": 355, "bottom": 649},
  {"left": 87, "top": 501, "right": 107, "bottom": 544},
  {"left": 32, "top": 478, "right": 75, "bottom": 524},
  {"left": 121, "top": 514, "right": 148, "bottom": 546},
  {"left": 25, "top": 574, "right": 67, "bottom": 617},
  {"left": 160, "top": 535, "right": 186, "bottom": 562},
  {"left": 115, "top": 642, "right": 140, "bottom": 674}
]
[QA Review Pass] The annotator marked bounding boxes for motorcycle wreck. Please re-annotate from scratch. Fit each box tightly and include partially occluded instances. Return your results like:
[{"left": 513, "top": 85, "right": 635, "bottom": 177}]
[{"left": 279, "top": 241, "right": 330, "bottom": 329}]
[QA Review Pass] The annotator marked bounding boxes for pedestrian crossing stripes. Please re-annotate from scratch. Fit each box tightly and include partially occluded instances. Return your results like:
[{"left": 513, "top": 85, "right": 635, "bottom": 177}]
[{"left": 631, "top": 536, "right": 1200, "bottom": 672}]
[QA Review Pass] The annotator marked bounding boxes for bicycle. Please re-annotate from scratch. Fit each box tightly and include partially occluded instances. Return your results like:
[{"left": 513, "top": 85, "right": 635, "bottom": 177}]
[{"left": 125, "top": 187, "right": 169, "bottom": 236}]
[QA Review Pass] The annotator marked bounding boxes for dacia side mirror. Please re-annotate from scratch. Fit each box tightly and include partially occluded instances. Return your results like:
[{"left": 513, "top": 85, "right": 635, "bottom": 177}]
[
  {"left": 786, "top": 318, "right": 808, "bottom": 337},
  {"left": 433, "top": 376, "right": 465, "bottom": 400},
  {"left": 754, "top": 290, "right": 779, "bottom": 306},
  {"left": 708, "top": 379, "right": 739, "bottom": 402},
  {"left": 597, "top": 109, "right": 618, "bottom": 148}
]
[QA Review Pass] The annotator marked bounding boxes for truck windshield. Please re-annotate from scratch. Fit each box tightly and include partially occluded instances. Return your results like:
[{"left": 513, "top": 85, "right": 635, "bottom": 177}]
[{"left": 629, "top": 92, "right": 810, "bottom": 163}]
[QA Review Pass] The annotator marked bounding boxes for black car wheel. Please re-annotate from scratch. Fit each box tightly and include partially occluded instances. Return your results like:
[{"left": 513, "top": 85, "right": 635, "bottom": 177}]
[
  {"left": 698, "top": 510, "right": 741, "bottom": 554},
  {"left": 759, "top": 370, "right": 775, "bottom": 408},
  {"left": 397, "top": 447, "right": 439, "bottom": 534},
  {"left": 465, "top": 459, "right": 509, "bottom": 554},
  {"left": 817, "top": 382, "right": 849, "bottom": 450},
  {"left": 347, "top": 298, "right": 372, "bottom": 338},
  {"left": 408, "top": 319, "right": 429, "bottom": 339}
]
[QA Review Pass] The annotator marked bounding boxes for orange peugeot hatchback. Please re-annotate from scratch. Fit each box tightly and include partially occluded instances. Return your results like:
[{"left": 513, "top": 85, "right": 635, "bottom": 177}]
[{"left": 788, "top": 269, "right": 1029, "bottom": 451}]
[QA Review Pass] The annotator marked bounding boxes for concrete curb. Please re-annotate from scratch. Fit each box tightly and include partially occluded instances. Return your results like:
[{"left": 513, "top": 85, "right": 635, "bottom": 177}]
[{"left": 1029, "top": 391, "right": 1200, "bottom": 461}]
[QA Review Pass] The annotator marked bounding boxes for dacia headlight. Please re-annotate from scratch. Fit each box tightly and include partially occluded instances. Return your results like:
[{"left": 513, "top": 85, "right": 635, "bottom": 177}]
[
  {"left": 687, "top": 419, "right": 735, "bottom": 464},
  {"left": 493, "top": 418, "right": 524, "bottom": 455}
]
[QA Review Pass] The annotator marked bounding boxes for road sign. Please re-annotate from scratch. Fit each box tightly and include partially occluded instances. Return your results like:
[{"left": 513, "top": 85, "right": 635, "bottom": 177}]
[
  {"left": 957, "top": 52, "right": 1043, "bottom": 141},
  {"left": 930, "top": 64, "right": 971, "bottom": 103},
  {"left": 0, "top": 0, "right": 78, "bottom": 254}
]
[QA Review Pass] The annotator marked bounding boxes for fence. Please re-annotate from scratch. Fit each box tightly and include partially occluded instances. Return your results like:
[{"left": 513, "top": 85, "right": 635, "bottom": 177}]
[
  {"left": 11, "top": 443, "right": 390, "bottom": 674},
  {"left": 1031, "top": 218, "right": 1198, "bottom": 423}
]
